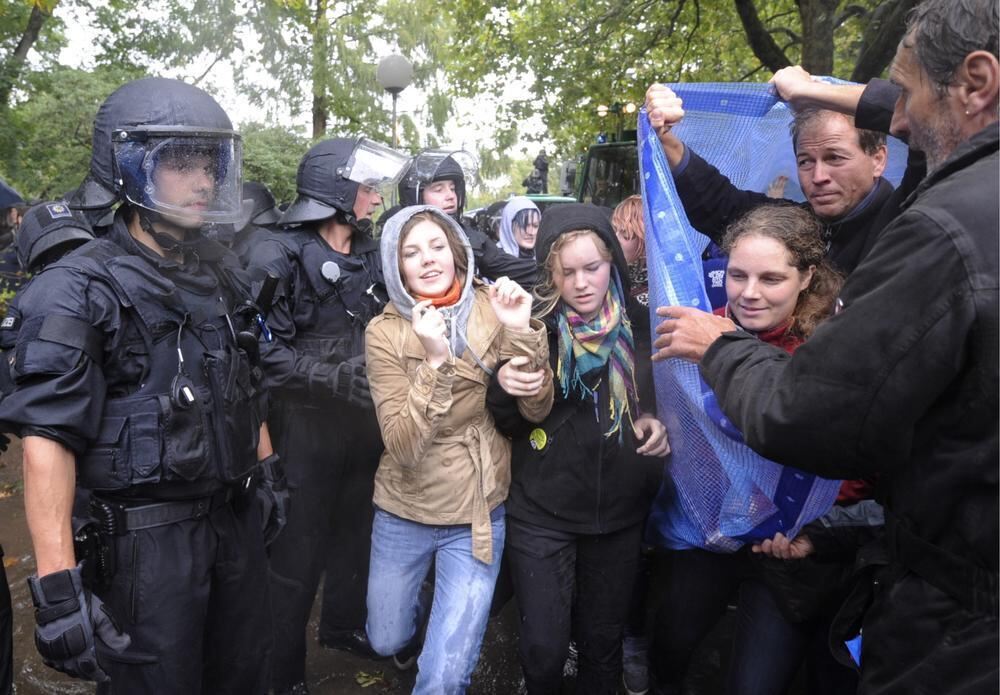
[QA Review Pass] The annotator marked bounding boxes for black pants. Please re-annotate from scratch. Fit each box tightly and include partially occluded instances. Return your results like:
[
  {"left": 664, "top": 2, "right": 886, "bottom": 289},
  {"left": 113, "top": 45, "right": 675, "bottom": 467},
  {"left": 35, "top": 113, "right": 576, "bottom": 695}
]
[
  {"left": 0, "top": 545, "right": 12, "bottom": 695},
  {"left": 95, "top": 492, "right": 271, "bottom": 695},
  {"left": 650, "top": 549, "right": 856, "bottom": 695},
  {"left": 506, "top": 517, "right": 642, "bottom": 695},
  {"left": 268, "top": 403, "right": 381, "bottom": 688}
]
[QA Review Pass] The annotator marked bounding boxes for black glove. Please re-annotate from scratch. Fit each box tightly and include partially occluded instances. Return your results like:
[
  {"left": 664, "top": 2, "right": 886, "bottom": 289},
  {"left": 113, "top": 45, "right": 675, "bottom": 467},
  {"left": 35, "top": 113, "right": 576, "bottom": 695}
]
[
  {"left": 256, "top": 453, "right": 290, "bottom": 547},
  {"left": 330, "top": 355, "right": 372, "bottom": 409},
  {"left": 27, "top": 563, "right": 130, "bottom": 682}
]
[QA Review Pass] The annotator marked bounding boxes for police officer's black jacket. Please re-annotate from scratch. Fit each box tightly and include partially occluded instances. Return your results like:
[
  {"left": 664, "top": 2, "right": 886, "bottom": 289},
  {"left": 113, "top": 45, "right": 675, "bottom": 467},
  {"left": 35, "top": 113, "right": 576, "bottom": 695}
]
[
  {"left": 246, "top": 225, "right": 385, "bottom": 403},
  {"left": 0, "top": 216, "right": 263, "bottom": 499},
  {"left": 700, "top": 124, "right": 998, "bottom": 691}
]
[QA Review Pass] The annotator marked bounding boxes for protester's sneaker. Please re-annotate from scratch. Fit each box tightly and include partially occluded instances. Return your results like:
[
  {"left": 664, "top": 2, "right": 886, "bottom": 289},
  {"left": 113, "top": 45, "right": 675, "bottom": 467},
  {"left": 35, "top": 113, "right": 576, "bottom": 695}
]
[
  {"left": 622, "top": 634, "right": 650, "bottom": 695},
  {"left": 392, "top": 640, "right": 420, "bottom": 671},
  {"left": 317, "top": 628, "right": 382, "bottom": 660}
]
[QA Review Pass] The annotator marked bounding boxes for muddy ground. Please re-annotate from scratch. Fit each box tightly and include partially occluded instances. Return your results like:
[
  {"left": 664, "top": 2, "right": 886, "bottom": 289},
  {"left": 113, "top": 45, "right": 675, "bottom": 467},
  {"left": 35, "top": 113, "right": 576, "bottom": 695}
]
[{"left": 0, "top": 437, "right": 748, "bottom": 694}]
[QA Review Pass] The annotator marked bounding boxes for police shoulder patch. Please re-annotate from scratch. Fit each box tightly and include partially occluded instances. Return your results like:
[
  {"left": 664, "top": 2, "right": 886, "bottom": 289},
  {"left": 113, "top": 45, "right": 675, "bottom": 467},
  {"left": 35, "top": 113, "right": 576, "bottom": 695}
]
[
  {"left": 46, "top": 203, "right": 73, "bottom": 219},
  {"left": 0, "top": 316, "right": 17, "bottom": 330}
]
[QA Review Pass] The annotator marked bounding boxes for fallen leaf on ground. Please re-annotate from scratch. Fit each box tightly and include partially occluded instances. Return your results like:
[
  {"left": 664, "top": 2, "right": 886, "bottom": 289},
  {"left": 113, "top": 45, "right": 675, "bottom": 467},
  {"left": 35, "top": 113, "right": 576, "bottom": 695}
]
[{"left": 355, "top": 670, "right": 385, "bottom": 688}]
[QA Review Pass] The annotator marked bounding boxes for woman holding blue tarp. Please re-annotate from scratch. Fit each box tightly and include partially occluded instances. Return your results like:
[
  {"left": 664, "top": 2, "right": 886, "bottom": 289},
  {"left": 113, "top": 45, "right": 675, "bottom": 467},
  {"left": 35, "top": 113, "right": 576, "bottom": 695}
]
[
  {"left": 488, "top": 203, "right": 669, "bottom": 694},
  {"left": 650, "top": 204, "right": 872, "bottom": 695}
]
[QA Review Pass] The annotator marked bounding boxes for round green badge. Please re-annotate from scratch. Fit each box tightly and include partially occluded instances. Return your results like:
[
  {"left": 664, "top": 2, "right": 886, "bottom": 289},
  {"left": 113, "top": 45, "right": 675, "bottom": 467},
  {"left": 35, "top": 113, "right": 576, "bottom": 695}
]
[{"left": 529, "top": 428, "right": 548, "bottom": 451}]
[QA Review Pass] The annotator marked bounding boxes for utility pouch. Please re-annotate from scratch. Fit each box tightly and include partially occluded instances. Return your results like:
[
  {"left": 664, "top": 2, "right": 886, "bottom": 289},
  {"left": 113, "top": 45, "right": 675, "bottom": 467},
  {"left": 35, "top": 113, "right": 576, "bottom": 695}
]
[
  {"left": 159, "top": 383, "right": 212, "bottom": 482},
  {"left": 204, "top": 347, "right": 260, "bottom": 483}
]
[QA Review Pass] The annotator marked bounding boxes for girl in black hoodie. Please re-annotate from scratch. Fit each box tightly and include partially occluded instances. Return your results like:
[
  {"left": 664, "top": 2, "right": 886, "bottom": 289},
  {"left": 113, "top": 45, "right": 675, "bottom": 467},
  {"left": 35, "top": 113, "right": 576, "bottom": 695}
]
[{"left": 488, "top": 203, "right": 669, "bottom": 694}]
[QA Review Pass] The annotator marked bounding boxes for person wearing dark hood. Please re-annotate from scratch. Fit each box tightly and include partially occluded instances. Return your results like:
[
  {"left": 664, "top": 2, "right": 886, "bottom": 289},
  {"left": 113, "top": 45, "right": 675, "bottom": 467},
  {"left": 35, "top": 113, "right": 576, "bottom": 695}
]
[
  {"left": 384, "top": 149, "right": 538, "bottom": 288},
  {"left": 487, "top": 203, "right": 668, "bottom": 694},
  {"left": 0, "top": 77, "right": 279, "bottom": 694},
  {"left": 364, "top": 204, "right": 552, "bottom": 693},
  {"left": 229, "top": 181, "right": 282, "bottom": 265},
  {"left": 246, "top": 137, "right": 409, "bottom": 695}
]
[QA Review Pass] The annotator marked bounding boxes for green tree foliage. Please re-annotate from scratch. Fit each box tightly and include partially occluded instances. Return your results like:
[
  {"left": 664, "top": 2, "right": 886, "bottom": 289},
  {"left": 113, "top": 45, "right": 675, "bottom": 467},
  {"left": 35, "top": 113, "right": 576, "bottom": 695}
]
[
  {"left": 0, "top": 64, "right": 143, "bottom": 199},
  {"left": 80, "top": 0, "right": 456, "bottom": 142},
  {"left": 445, "top": 0, "right": 915, "bottom": 155},
  {"left": 0, "top": 0, "right": 63, "bottom": 107},
  {"left": 241, "top": 123, "right": 310, "bottom": 204}
]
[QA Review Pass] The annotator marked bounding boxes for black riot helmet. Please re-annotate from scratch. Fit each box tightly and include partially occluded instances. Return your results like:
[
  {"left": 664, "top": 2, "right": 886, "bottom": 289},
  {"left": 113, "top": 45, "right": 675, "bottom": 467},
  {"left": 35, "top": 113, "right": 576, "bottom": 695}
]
[
  {"left": 397, "top": 149, "right": 479, "bottom": 218},
  {"left": 279, "top": 137, "right": 410, "bottom": 229},
  {"left": 69, "top": 77, "right": 243, "bottom": 233},
  {"left": 16, "top": 201, "right": 94, "bottom": 272},
  {"left": 235, "top": 181, "right": 282, "bottom": 232}
]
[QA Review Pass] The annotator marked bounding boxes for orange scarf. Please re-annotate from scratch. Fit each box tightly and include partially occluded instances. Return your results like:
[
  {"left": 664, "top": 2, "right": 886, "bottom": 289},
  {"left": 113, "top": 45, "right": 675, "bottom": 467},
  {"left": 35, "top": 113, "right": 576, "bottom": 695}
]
[{"left": 414, "top": 278, "right": 462, "bottom": 307}]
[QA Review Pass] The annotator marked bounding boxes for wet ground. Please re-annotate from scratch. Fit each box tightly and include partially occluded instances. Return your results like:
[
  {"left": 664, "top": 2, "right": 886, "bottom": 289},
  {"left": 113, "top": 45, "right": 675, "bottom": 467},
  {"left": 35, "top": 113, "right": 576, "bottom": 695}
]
[{"left": 0, "top": 438, "right": 750, "bottom": 694}]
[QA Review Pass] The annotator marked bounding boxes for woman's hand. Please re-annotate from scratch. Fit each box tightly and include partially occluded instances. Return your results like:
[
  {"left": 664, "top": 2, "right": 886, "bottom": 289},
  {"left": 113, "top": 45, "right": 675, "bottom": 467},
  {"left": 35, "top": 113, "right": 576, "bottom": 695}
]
[
  {"left": 634, "top": 414, "right": 670, "bottom": 457},
  {"left": 412, "top": 299, "right": 451, "bottom": 368},
  {"left": 488, "top": 276, "right": 532, "bottom": 330},
  {"left": 498, "top": 356, "right": 546, "bottom": 398},
  {"left": 751, "top": 532, "right": 815, "bottom": 560}
]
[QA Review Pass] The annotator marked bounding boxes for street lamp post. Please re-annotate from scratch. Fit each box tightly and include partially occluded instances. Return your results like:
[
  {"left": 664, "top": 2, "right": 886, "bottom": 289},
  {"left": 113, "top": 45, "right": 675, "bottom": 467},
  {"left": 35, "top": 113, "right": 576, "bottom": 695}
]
[
  {"left": 377, "top": 55, "right": 413, "bottom": 149},
  {"left": 610, "top": 102, "right": 637, "bottom": 141}
]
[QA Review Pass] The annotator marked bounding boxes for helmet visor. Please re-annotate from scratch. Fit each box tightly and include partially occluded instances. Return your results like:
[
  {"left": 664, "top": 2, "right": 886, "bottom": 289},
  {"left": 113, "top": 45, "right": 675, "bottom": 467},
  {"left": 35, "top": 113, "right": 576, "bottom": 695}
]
[
  {"left": 113, "top": 128, "right": 243, "bottom": 226},
  {"left": 339, "top": 138, "right": 410, "bottom": 197},
  {"left": 411, "top": 149, "right": 480, "bottom": 188}
]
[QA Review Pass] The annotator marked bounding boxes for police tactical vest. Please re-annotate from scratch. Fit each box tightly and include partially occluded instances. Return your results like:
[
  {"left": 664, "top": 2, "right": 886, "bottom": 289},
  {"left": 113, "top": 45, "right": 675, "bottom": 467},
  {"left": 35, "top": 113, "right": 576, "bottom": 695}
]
[
  {"left": 280, "top": 230, "right": 386, "bottom": 364},
  {"left": 50, "top": 240, "right": 261, "bottom": 491}
]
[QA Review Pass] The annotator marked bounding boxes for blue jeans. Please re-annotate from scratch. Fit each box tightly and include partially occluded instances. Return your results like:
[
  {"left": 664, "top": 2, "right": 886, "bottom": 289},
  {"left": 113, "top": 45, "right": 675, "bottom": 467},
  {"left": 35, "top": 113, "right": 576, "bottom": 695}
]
[{"left": 366, "top": 505, "right": 505, "bottom": 695}]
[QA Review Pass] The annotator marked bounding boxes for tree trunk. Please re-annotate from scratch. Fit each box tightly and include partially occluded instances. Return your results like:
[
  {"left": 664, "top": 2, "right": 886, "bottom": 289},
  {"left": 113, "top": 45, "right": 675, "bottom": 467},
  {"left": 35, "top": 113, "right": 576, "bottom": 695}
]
[
  {"left": 0, "top": 3, "right": 54, "bottom": 107},
  {"left": 851, "top": 0, "right": 920, "bottom": 82},
  {"left": 311, "top": 0, "right": 329, "bottom": 139},
  {"left": 798, "top": 0, "right": 840, "bottom": 75},
  {"left": 733, "top": 0, "right": 791, "bottom": 73}
]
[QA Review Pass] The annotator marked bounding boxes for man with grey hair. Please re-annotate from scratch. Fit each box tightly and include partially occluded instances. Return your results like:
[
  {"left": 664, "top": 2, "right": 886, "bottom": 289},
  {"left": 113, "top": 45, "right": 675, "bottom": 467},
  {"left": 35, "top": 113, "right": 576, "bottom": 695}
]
[{"left": 653, "top": 0, "right": 998, "bottom": 692}]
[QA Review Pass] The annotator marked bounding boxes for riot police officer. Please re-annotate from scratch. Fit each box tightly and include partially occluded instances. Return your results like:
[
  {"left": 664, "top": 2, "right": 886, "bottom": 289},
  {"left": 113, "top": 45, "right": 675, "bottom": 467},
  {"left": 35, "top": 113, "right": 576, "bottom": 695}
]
[
  {"left": 228, "top": 181, "right": 283, "bottom": 265},
  {"left": 386, "top": 149, "right": 537, "bottom": 288},
  {"left": 247, "top": 137, "right": 408, "bottom": 695},
  {"left": 0, "top": 78, "right": 282, "bottom": 694}
]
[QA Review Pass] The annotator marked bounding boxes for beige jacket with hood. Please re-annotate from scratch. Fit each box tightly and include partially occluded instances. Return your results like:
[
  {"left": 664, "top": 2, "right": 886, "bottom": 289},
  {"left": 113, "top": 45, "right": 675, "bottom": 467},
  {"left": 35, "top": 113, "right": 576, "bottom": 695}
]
[{"left": 366, "top": 206, "right": 553, "bottom": 563}]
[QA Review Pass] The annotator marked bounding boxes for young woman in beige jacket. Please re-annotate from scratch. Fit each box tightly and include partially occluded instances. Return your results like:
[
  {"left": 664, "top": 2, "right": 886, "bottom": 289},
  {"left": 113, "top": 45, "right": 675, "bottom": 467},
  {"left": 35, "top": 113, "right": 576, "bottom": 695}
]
[{"left": 364, "top": 205, "right": 553, "bottom": 693}]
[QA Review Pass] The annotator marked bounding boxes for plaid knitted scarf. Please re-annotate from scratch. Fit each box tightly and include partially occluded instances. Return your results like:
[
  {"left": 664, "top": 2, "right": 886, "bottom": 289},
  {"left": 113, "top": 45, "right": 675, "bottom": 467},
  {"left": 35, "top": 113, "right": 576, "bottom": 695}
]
[{"left": 556, "top": 273, "right": 638, "bottom": 438}]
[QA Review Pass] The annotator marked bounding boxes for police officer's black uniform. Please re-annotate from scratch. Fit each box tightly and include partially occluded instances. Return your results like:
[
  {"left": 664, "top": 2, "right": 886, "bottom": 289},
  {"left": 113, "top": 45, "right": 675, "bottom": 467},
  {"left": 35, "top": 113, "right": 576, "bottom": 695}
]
[
  {"left": 0, "top": 78, "right": 275, "bottom": 694},
  {"left": 248, "top": 137, "right": 405, "bottom": 694}
]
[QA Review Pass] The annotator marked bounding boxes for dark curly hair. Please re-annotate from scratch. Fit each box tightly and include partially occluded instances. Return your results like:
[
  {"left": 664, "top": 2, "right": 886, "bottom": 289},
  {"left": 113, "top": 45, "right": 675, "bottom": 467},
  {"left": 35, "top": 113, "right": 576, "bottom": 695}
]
[{"left": 722, "top": 204, "right": 843, "bottom": 339}]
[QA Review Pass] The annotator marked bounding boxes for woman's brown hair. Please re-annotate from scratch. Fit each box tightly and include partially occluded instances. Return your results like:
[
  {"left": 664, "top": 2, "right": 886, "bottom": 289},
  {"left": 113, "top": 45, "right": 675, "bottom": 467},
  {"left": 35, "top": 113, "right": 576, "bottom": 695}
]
[{"left": 722, "top": 204, "right": 843, "bottom": 340}]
